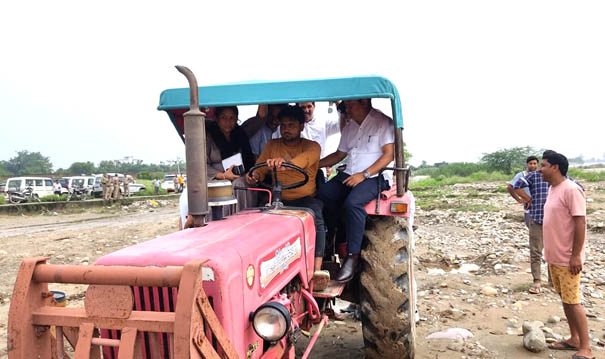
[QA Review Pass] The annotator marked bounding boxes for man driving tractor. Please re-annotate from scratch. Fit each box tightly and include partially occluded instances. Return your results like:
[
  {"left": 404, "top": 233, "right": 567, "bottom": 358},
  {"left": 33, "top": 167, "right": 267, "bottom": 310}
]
[{"left": 246, "top": 105, "right": 330, "bottom": 290}]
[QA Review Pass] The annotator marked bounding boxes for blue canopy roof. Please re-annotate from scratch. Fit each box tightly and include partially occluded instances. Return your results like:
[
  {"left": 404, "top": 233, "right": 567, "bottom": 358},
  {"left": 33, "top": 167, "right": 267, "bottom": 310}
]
[{"left": 158, "top": 76, "right": 404, "bottom": 128}]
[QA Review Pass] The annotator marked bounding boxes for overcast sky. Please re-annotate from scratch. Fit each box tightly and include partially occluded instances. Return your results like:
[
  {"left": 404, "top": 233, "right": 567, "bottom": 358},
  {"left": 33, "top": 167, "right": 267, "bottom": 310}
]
[{"left": 1, "top": 0, "right": 604, "bottom": 170}]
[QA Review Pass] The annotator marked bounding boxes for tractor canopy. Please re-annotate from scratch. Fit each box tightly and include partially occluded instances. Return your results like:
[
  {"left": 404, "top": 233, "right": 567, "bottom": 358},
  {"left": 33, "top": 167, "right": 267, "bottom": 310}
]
[{"left": 158, "top": 76, "right": 404, "bottom": 139}]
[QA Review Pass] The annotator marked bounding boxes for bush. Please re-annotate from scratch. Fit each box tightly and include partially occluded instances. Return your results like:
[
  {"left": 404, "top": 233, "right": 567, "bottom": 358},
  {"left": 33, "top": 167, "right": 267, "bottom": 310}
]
[
  {"left": 132, "top": 179, "right": 168, "bottom": 196},
  {"left": 0, "top": 195, "right": 5, "bottom": 205},
  {"left": 567, "top": 168, "right": 605, "bottom": 182},
  {"left": 40, "top": 194, "right": 67, "bottom": 202},
  {"left": 137, "top": 171, "right": 165, "bottom": 180},
  {"left": 414, "top": 162, "right": 489, "bottom": 177}
]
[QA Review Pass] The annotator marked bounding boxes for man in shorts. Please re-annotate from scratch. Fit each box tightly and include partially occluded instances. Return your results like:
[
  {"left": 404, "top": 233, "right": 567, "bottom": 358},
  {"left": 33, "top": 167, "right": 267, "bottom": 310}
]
[{"left": 541, "top": 151, "right": 593, "bottom": 359}]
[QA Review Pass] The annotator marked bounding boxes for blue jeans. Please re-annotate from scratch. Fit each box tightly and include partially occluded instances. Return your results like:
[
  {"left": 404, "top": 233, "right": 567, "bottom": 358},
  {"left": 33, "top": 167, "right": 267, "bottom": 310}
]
[{"left": 317, "top": 172, "right": 389, "bottom": 254}]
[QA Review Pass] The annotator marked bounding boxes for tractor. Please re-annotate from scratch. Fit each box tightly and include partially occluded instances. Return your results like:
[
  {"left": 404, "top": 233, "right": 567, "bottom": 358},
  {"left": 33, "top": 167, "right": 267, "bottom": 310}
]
[{"left": 7, "top": 67, "right": 416, "bottom": 358}]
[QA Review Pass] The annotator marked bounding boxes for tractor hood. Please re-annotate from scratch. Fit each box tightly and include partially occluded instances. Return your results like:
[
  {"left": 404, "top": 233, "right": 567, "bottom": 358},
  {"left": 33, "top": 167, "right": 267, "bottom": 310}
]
[
  {"left": 95, "top": 208, "right": 316, "bottom": 294},
  {"left": 95, "top": 209, "right": 316, "bottom": 358}
]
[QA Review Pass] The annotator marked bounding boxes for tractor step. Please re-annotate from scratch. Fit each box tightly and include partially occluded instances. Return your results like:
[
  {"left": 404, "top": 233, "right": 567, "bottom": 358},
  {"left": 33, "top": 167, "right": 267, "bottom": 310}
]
[{"left": 312, "top": 280, "right": 345, "bottom": 298}]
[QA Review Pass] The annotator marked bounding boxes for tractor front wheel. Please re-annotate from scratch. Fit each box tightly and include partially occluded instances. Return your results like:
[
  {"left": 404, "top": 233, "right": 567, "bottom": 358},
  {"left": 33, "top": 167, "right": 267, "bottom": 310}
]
[{"left": 360, "top": 215, "right": 415, "bottom": 359}]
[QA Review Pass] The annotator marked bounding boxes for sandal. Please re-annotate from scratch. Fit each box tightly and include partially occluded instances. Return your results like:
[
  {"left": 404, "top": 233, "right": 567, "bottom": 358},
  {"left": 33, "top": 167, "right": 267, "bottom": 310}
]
[
  {"left": 528, "top": 284, "right": 541, "bottom": 294},
  {"left": 547, "top": 341, "right": 578, "bottom": 351}
]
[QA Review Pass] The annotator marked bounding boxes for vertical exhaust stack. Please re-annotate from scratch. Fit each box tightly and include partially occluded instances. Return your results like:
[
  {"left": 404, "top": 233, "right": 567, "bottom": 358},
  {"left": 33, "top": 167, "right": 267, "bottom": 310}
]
[{"left": 175, "top": 65, "right": 208, "bottom": 227}]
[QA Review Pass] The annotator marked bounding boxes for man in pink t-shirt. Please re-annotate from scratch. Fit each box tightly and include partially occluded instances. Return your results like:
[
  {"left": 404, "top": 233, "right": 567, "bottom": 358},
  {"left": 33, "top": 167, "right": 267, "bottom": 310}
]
[{"left": 541, "top": 151, "right": 593, "bottom": 358}]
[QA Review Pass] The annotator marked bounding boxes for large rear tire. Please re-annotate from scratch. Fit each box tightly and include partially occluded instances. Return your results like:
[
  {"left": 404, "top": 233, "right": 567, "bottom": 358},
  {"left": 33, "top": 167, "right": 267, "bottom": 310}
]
[{"left": 360, "top": 215, "right": 415, "bottom": 359}]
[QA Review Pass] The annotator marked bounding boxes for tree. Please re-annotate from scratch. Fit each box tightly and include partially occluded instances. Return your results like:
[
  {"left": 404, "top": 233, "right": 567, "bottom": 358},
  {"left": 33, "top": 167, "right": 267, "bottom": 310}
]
[
  {"left": 481, "top": 146, "right": 538, "bottom": 174},
  {"left": 0, "top": 161, "right": 12, "bottom": 176},
  {"left": 3, "top": 150, "right": 53, "bottom": 175},
  {"left": 67, "top": 161, "right": 96, "bottom": 175}
]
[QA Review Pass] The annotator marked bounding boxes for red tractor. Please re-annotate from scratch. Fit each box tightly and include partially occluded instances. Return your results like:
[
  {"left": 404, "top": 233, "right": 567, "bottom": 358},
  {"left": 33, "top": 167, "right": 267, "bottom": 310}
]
[{"left": 7, "top": 67, "right": 416, "bottom": 358}]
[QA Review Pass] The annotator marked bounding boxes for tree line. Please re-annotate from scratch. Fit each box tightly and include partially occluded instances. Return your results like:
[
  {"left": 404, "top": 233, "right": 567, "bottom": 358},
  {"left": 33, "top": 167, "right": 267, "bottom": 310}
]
[
  {"left": 412, "top": 146, "right": 601, "bottom": 178},
  {"left": 0, "top": 151, "right": 185, "bottom": 180}
]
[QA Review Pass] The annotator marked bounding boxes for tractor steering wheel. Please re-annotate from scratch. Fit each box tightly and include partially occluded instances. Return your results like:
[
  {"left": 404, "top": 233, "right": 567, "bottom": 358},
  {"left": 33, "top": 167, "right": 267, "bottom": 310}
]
[{"left": 248, "top": 162, "right": 309, "bottom": 191}]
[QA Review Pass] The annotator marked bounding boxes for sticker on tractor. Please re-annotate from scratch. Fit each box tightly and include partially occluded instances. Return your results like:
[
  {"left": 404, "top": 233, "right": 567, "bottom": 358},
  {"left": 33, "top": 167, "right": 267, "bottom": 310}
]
[
  {"left": 260, "top": 237, "right": 302, "bottom": 288},
  {"left": 202, "top": 267, "right": 215, "bottom": 281}
]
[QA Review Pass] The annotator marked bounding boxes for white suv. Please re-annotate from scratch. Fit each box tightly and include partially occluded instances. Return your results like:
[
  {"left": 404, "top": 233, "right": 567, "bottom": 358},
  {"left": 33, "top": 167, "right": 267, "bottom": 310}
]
[{"left": 5, "top": 177, "right": 55, "bottom": 199}]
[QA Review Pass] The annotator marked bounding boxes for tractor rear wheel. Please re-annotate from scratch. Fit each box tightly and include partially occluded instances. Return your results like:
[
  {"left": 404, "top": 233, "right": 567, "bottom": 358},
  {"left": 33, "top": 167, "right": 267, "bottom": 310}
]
[{"left": 360, "top": 215, "right": 415, "bottom": 359}]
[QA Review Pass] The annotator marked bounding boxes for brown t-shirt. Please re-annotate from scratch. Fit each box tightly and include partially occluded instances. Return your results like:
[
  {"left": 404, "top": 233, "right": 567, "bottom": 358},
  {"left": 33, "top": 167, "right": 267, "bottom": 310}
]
[{"left": 256, "top": 138, "right": 320, "bottom": 200}]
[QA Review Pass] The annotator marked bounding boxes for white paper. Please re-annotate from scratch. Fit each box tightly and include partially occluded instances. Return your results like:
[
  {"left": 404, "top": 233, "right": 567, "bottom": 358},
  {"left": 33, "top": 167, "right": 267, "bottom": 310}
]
[{"left": 222, "top": 153, "right": 243, "bottom": 170}]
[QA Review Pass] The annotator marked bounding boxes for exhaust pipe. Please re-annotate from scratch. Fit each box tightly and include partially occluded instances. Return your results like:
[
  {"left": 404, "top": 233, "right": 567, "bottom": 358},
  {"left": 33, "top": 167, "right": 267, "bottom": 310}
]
[{"left": 175, "top": 65, "right": 208, "bottom": 227}]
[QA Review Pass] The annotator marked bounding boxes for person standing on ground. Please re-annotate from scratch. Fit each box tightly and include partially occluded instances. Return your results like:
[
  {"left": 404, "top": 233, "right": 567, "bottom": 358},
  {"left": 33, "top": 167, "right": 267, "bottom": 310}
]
[
  {"left": 101, "top": 175, "right": 108, "bottom": 199},
  {"left": 507, "top": 156, "right": 539, "bottom": 227},
  {"left": 112, "top": 175, "right": 121, "bottom": 199},
  {"left": 178, "top": 174, "right": 185, "bottom": 193},
  {"left": 153, "top": 178, "right": 160, "bottom": 195},
  {"left": 513, "top": 158, "right": 551, "bottom": 294},
  {"left": 123, "top": 175, "right": 131, "bottom": 197},
  {"left": 53, "top": 180, "right": 62, "bottom": 195},
  {"left": 104, "top": 175, "right": 113, "bottom": 200},
  {"left": 540, "top": 151, "right": 593, "bottom": 359}
]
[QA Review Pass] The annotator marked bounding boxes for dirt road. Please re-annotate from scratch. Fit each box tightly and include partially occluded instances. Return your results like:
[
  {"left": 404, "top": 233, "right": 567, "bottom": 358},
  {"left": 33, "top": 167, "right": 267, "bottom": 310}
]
[{"left": 1, "top": 184, "right": 604, "bottom": 358}]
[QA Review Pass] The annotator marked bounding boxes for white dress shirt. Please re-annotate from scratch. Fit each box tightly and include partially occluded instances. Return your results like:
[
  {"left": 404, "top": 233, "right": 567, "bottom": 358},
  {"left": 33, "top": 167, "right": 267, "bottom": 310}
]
[
  {"left": 273, "top": 114, "right": 340, "bottom": 158},
  {"left": 337, "top": 109, "right": 395, "bottom": 184}
]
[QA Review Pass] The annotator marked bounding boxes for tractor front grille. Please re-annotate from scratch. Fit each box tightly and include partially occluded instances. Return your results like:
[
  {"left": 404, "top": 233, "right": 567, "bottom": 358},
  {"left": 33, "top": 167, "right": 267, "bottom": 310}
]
[{"left": 100, "top": 286, "right": 217, "bottom": 359}]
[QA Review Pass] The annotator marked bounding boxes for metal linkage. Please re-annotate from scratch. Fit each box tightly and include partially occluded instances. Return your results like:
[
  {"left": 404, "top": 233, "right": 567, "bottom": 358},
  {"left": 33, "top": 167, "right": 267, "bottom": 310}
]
[{"left": 8, "top": 257, "right": 238, "bottom": 359}]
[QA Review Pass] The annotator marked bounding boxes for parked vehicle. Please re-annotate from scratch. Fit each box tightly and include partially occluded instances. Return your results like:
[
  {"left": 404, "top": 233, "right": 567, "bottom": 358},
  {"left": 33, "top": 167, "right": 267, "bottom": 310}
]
[
  {"left": 9, "top": 186, "right": 41, "bottom": 204},
  {"left": 4, "top": 177, "right": 55, "bottom": 199},
  {"left": 66, "top": 185, "right": 88, "bottom": 201},
  {"left": 160, "top": 174, "right": 176, "bottom": 192},
  {"left": 7, "top": 70, "right": 415, "bottom": 358}
]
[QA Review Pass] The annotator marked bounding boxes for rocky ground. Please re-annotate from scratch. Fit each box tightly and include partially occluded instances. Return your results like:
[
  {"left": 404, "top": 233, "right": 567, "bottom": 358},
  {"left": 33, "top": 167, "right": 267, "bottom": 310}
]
[{"left": 0, "top": 181, "right": 604, "bottom": 358}]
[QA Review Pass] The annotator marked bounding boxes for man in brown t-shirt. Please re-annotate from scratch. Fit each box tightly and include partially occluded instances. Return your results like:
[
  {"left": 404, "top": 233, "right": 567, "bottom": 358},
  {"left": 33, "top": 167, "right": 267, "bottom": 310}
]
[{"left": 246, "top": 105, "right": 328, "bottom": 288}]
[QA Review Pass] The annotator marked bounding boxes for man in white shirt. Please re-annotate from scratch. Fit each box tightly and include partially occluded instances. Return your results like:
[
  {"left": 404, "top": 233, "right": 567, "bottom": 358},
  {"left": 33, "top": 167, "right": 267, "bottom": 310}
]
[{"left": 317, "top": 99, "right": 395, "bottom": 283}]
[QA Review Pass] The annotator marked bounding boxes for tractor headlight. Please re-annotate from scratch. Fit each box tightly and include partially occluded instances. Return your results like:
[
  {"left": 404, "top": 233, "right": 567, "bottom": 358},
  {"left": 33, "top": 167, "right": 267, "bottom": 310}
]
[{"left": 252, "top": 302, "right": 291, "bottom": 342}]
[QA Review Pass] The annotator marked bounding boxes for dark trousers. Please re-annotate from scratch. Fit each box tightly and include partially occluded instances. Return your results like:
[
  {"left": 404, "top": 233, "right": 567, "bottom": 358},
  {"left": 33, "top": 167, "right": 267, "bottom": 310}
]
[
  {"left": 282, "top": 196, "right": 326, "bottom": 258},
  {"left": 317, "top": 172, "right": 389, "bottom": 255}
]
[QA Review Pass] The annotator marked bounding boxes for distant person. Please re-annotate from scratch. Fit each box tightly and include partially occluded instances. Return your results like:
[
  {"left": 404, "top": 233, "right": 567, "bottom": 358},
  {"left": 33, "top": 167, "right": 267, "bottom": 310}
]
[
  {"left": 177, "top": 174, "right": 185, "bottom": 193},
  {"left": 104, "top": 175, "right": 113, "bottom": 200},
  {"left": 112, "top": 176, "right": 120, "bottom": 199},
  {"left": 153, "top": 178, "right": 160, "bottom": 195},
  {"left": 249, "top": 104, "right": 286, "bottom": 158},
  {"left": 507, "top": 156, "right": 539, "bottom": 227},
  {"left": 123, "top": 175, "right": 131, "bottom": 197},
  {"left": 53, "top": 180, "right": 62, "bottom": 195},
  {"left": 540, "top": 151, "right": 593, "bottom": 359}
]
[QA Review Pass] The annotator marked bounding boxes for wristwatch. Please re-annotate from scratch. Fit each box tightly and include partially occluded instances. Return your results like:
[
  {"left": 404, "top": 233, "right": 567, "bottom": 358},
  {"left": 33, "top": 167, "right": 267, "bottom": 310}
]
[{"left": 363, "top": 170, "right": 371, "bottom": 179}]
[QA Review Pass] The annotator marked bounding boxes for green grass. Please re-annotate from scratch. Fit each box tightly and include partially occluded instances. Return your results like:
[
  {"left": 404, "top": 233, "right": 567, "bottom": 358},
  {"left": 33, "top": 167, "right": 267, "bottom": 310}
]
[
  {"left": 410, "top": 171, "right": 509, "bottom": 190},
  {"left": 132, "top": 179, "right": 169, "bottom": 196},
  {"left": 40, "top": 194, "right": 67, "bottom": 202},
  {"left": 0, "top": 195, "right": 5, "bottom": 205},
  {"left": 568, "top": 168, "right": 605, "bottom": 182}
]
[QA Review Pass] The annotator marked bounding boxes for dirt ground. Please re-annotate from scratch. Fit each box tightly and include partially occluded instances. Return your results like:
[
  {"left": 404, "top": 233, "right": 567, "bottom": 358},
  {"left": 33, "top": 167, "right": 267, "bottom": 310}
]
[{"left": 1, "top": 182, "right": 604, "bottom": 358}]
